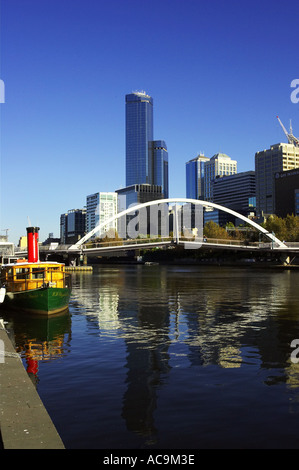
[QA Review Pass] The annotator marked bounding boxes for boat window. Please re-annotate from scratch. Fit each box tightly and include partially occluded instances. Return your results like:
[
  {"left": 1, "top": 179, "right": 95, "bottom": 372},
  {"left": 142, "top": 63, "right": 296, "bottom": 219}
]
[
  {"left": 16, "top": 268, "right": 30, "bottom": 279},
  {"left": 32, "top": 268, "right": 45, "bottom": 279},
  {"left": 7, "top": 268, "right": 13, "bottom": 279}
]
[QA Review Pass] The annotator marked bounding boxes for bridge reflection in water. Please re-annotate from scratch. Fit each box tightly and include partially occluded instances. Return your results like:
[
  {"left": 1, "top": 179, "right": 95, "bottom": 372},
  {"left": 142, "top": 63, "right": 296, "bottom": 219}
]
[{"left": 3, "top": 264, "right": 299, "bottom": 449}]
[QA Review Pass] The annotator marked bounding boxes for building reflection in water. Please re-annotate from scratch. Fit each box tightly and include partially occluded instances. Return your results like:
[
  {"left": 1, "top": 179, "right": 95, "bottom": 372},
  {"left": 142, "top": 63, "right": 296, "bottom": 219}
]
[
  {"left": 5, "top": 265, "right": 299, "bottom": 444},
  {"left": 74, "top": 265, "right": 299, "bottom": 439}
]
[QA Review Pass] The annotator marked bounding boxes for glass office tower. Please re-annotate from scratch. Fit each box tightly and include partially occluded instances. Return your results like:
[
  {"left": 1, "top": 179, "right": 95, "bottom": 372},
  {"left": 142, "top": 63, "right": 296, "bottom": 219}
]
[
  {"left": 120, "top": 91, "right": 169, "bottom": 210},
  {"left": 204, "top": 153, "right": 237, "bottom": 201},
  {"left": 153, "top": 140, "right": 169, "bottom": 199},
  {"left": 186, "top": 154, "right": 210, "bottom": 199},
  {"left": 126, "top": 91, "right": 153, "bottom": 186}
]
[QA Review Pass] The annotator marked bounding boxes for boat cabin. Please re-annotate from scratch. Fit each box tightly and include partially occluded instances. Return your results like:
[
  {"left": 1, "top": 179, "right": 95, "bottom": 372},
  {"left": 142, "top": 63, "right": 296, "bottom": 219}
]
[{"left": 1, "top": 261, "right": 68, "bottom": 292}]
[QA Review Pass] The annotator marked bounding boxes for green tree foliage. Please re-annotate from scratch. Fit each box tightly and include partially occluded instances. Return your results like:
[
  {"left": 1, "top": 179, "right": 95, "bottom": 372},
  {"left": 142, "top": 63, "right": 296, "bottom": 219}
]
[
  {"left": 203, "top": 221, "right": 230, "bottom": 240},
  {"left": 263, "top": 215, "right": 299, "bottom": 242}
]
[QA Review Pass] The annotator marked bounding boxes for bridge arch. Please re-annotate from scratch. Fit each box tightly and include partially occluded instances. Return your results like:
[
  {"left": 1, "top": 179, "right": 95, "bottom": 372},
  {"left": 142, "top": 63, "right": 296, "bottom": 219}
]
[{"left": 72, "top": 198, "right": 286, "bottom": 249}]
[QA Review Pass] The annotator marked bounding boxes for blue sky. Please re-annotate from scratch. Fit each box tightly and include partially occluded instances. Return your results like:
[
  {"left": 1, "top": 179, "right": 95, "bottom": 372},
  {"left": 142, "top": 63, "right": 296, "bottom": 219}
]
[{"left": 0, "top": 0, "right": 298, "bottom": 244}]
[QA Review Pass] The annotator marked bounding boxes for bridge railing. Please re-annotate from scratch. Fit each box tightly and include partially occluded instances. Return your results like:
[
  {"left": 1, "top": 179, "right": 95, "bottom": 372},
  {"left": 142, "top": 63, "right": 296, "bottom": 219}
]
[
  {"left": 192, "top": 237, "right": 256, "bottom": 246},
  {"left": 38, "top": 244, "right": 73, "bottom": 252},
  {"left": 30, "top": 238, "right": 299, "bottom": 254},
  {"left": 39, "top": 237, "right": 257, "bottom": 252},
  {"left": 82, "top": 237, "right": 173, "bottom": 249}
]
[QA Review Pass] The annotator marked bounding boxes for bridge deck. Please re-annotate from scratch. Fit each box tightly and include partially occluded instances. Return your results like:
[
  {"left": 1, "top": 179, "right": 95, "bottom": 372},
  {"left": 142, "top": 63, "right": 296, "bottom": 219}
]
[{"left": 14, "top": 239, "right": 299, "bottom": 258}]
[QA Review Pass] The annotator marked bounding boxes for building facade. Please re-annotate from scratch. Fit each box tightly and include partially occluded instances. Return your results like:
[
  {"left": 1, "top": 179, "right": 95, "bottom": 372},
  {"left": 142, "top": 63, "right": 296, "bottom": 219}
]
[
  {"left": 186, "top": 154, "right": 210, "bottom": 199},
  {"left": 213, "top": 171, "right": 256, "bottom": 215},
  {"left": 60, "top": 209, "right": 86, "bottom": 244},
  {"left": 117, "top": 184, "right": 163, "bottom": 208},
  {"left": 126, "top": 91, "right": 154, "bottom": 186},
  {"left": 255, "top": 143, "right": 299, "bottom": 215},
  {"left": 86, "top": 192, "right": 118, "bottom": 237},
  {"left": 152, "top": 140, "right": 169, "bottom": 199},
  {"left": 204, "top": 153, "right": 237, "bottom": 201},
  {"left": 274, "top": 168, "right": 299, "bottom": 217},
  {"left": 121, "top": 91, "right": 168, "bottom": 208}
]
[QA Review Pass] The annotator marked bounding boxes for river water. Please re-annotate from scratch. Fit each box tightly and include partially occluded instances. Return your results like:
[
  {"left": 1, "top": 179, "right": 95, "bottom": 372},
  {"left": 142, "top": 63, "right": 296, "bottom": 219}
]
[{"left": 3, "top": 264, "right": 299, "bottom": 449}]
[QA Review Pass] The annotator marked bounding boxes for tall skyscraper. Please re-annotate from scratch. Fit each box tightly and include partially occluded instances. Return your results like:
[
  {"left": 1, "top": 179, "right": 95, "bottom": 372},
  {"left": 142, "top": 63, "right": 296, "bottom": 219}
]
[
  {"left": 204, "top": 153, "right": 237, "bottom": 201},
  {"left": 118, "top": 91, "right": 168, "bottom": 208},
  {"left": 255, "top": 143, "right": 299, "bottom": 215},
  {"left": 186, "top": 154, "right": 210, "bottom": 199},
  {"left": 153, "top": 140, "right": 169, "bottom": 199},
  {"left": 126, "top": 91, "right": 154, "bottom": 186}
]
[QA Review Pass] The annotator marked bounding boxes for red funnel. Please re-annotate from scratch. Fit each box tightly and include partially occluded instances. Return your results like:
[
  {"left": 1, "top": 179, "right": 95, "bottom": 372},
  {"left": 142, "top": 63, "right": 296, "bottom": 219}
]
[{"left": 27, "top": 227, "right": 40, "bottom": 263}]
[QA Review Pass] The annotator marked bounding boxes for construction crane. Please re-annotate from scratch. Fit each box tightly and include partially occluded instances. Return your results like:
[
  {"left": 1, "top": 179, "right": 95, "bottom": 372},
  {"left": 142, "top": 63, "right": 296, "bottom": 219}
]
[{"left": 277, "top": 116, "right": 299, "bottom": 147}]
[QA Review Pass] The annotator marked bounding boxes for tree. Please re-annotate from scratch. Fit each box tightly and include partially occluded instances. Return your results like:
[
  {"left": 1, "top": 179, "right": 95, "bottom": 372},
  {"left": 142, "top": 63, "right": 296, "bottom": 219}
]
[
  {"left": 203, "top": 221, "right": 230, "bottom": 240},
  {"left": 263, "top": 215, "right": 287, "bottom": 241},
  {"left": 263, "top": 215, "right": 299, "bottom": 242}
]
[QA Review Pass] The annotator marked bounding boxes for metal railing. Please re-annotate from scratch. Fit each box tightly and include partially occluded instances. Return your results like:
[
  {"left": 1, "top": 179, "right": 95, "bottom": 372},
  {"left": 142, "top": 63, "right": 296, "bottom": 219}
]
[{"left": 21, "top": 239, "right": 299, "bottom": 254}]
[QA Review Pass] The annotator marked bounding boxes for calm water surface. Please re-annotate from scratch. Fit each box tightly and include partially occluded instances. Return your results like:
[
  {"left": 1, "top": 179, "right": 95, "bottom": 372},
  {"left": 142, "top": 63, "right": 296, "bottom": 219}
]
[{"left": 3, "top": 264, "right": 299, "bottom": 449}]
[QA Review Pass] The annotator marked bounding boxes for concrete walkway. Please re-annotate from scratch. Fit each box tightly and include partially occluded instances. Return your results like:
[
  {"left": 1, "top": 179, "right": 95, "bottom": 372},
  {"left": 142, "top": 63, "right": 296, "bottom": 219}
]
[{"left": 0, "top": 319, "right": 65, "bottom": 449}]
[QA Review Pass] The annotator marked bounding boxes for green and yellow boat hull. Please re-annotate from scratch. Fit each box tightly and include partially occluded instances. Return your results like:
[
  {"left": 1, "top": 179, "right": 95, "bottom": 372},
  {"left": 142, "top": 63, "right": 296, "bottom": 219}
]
[{"left": 4, "top": 286, "right": 71, "bottom": 316}]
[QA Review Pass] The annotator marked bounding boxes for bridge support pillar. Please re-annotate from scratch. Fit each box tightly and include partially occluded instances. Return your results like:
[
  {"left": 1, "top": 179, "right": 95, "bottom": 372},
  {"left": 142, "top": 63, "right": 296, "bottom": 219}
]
[
  {"left": 80, "top": 254, "right": 88, "bottom": 266},
  {"left": 68, "top": 253, "right": 80, "bottom": 267}
]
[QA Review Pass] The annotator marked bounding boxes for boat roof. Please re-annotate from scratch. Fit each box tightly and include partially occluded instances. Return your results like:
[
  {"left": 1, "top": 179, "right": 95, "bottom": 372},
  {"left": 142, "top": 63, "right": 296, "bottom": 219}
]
[{"left": 1, "top": 261, "right": 65, "bottom": 268}]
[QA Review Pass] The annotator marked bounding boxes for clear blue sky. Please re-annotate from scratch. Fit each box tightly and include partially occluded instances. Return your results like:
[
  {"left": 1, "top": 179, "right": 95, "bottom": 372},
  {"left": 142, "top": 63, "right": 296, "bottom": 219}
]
[{"left": 0, "top": 0, "right": 298, "bottom": 244}]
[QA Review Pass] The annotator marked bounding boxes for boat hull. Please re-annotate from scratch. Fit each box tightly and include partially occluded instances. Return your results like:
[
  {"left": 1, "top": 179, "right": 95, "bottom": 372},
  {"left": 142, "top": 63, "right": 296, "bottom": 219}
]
[{"left": 2, "top": 286, "right": 71, "bottom": 316}]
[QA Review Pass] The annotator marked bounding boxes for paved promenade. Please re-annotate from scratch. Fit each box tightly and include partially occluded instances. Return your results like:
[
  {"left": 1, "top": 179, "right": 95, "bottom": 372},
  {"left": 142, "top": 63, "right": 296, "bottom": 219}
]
[{"left": 0, "top": 319, "right": 65, "bottom": 449}]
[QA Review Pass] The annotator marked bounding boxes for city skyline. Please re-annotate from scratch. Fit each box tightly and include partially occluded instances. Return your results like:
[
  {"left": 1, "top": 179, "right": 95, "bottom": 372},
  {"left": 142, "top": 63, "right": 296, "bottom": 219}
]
[{"left": 0, "top": 0, "right": 298, "bottom": 244}]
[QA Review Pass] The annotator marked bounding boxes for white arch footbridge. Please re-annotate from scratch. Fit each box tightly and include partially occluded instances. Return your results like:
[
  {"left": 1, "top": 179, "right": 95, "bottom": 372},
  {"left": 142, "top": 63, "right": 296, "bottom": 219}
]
[{"left": 70, "top": 198, "right": 287, "bottom": 250}]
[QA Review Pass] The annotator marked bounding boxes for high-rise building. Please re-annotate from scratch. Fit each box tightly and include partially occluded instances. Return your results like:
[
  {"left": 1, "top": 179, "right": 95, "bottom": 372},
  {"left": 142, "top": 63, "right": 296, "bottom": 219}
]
[
  {"left": 153, "top": 140, "right": 169, "bottom": 199},
  {"left": 255, "top": 143, "right": 299, "bottom": 215},
  {"left": 60, "top": 209, "right": 86, "bottom": 244},
  {"left": 186, "top": 154, "right": 210, "bottom": 199},
  {"left": 126, "top": 91, "right": 154, "bottom": 186},
  {"left": 86, "top": 192, "right": 118, "bottom": 237},
  {"left": 120, "top": 91, "right": 168, "bottom": 208},
  {"left": 274, "top": 168, "right": 299, "bottom": 217},
  {"left": 117, "top": 184, "right": 163, "bottom": 208},
  {"left": 204, "top": 153, "right": 237, "bottom": 201},
  {"left": 213, "top": 171, "right": 256, "bottom": 215}
]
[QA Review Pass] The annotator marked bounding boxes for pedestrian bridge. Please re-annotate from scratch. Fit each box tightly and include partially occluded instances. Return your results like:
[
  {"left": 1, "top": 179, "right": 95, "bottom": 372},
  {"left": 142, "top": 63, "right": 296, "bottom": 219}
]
[
  {"left": 71, "top": 197, "right": 287, "bottom": 249},
  {"left": 35, "top": 238, "right": 298, "bottom": 257},
  {"left": 15, "top": 198, "right": 298, "bottom": 260}
]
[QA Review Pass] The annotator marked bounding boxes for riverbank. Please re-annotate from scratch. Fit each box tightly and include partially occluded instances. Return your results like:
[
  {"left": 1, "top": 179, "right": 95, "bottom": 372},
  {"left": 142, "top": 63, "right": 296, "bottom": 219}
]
[
  {"left": 89, "top": 255, "right": 299, "bottom": 269},
  {"left": 86, "top": 244, "right": 299, "bottom": 268},
  {"left": 0, "top": 319, "right": 65, "bottom": 449}
]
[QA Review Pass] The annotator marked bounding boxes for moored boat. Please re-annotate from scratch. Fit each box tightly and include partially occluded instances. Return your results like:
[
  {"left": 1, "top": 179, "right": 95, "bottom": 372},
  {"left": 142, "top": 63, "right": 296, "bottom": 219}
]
[{"left": 0, "top": 227, "right": 71, "bottom": 316}]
